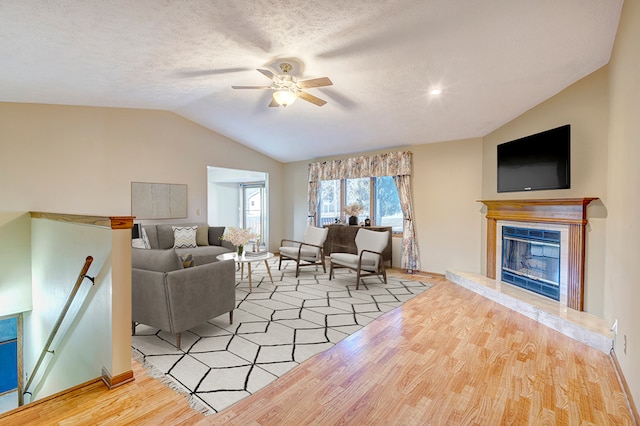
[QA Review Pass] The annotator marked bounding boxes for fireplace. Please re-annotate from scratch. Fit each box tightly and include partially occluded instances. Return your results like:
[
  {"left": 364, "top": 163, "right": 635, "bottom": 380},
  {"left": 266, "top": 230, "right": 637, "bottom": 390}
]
[
  {"left": 480, "top": 198, "right": 597, "bottom": 311},
  {"left": 501, "top": 225, "right": 561, "bottom": 300}
]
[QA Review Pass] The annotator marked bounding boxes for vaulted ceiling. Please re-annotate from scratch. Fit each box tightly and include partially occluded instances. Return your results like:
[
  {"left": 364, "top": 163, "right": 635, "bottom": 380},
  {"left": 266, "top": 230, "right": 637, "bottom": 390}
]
[{"left": 0, "top": 0, "right": 623, "bottom": 162}]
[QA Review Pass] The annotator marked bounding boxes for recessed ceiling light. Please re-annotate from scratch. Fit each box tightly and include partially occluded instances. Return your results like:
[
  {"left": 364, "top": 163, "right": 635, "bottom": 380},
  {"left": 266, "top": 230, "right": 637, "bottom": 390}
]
[{"left": 429, "top": 88, "right": 443, "bottom": 96}]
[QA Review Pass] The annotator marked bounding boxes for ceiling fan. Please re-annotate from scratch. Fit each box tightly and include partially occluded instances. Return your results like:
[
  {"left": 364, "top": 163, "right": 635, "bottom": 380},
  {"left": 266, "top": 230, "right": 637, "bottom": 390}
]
[{"left": 232, "top": 62, "right": 333, "bottom": 107}]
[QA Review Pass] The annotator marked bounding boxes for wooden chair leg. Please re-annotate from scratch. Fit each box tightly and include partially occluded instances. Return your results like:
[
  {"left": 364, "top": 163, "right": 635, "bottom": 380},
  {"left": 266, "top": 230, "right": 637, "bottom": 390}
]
[
  {"left": 229, "top": 310, "right": 234, "bottom": 324},
  {"left": 329, "top": 262, "right": 334, "bottom": 280},
  {"left": 278, "top": 256, "right": 282, "bottom": 270},
  {"left": 132, "top": 321, "right": 136, "bottom": 336},
  {"left": 356, "top": 269, "right": 361, "bottom": 290},
  {"left": 321, "top": 258, "right": 326, "bottom": 273}
]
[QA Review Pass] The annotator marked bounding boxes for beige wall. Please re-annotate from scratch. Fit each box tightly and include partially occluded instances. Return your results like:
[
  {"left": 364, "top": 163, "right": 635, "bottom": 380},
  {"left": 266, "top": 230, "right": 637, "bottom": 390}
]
[
  {"left": 282, "top": 160, "right": 311, "bottom": 242},
  {"left": 283, "top": 138, "right": 484, "bottom": 275},
  {"left": 482, "top": 66, "right": 610, "bottom": 200},
  {"left": 110, "top": 227, "right": 133, "bottom": 379},
  {"left": 412, "top": 139, "right": 484, "bottom": 273},
  {"left": 481, "top": 67, "right": 610, "bottom": 316},
  {"left": 0, "top": 102, "right": 285, "bottom": 251},
  {"left": 605, "top": 0, "right": 640, "bottom": 405},
  {"left": 0, "top": 213, "right": 32, "bottom": 316}
]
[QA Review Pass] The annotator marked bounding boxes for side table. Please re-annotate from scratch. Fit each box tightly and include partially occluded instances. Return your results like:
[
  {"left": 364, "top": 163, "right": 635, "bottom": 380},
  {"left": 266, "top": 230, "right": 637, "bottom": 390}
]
[{"left": 216, "top": 251, "right": 274, "bottom": 292}]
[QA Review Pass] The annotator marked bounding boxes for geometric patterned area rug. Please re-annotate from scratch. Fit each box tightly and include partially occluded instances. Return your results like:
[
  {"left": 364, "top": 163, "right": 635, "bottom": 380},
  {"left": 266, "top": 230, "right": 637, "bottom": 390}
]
[{"left": 131, "top": 256, "right": 434, "bottom": 416}]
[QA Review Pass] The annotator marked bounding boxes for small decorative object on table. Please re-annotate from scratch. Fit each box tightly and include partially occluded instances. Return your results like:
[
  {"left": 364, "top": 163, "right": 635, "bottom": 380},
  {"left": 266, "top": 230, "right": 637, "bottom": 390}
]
[
  {"left": 343, "top": 202, "right": 364, "bottom": 226},
  {"left": 245, "top": 238, "right": 268, "bottom": 257},
  {"left": 244, "top": 250, "right": 266, "bottom": 258},
  {"left": 219, "top": 227, "right": 258, "bottom": 256}
]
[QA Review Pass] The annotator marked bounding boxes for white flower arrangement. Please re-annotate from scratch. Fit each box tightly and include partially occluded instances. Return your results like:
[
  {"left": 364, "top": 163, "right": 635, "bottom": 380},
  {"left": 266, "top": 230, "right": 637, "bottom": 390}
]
[
  {"left": 343, "top": 202, "right": 364, "bottom": 217},
  {"left": 220, "top": 227, "right": 258, "bottom": 246}
]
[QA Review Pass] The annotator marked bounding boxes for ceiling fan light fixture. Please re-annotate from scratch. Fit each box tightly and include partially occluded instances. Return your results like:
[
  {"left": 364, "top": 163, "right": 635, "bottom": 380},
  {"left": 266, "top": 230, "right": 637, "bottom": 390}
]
[
  {"left": 273, "top": 89, "right": 297, "bottom": 107},
  {"left": 231, "top": 60, "right": 331, "bottom": 107}
]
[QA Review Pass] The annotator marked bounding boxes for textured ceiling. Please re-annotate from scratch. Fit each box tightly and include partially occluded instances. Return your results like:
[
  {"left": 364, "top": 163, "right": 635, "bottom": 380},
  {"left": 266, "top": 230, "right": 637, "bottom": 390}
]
[{"left": 0, "top": 0, "right": 623, "bottom": 162}]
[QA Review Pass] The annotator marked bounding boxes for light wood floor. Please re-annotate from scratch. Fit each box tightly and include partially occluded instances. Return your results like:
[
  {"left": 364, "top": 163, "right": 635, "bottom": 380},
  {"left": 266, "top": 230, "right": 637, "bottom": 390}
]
[{"left": 0, "top": 271, "right": 634, "bottom": 425}]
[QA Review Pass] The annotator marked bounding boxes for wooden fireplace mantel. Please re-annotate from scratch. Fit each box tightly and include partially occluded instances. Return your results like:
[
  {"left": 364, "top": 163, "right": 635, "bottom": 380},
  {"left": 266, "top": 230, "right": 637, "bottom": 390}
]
[{"left": 479, "top": 198, "right": 598, "bottom": 311}]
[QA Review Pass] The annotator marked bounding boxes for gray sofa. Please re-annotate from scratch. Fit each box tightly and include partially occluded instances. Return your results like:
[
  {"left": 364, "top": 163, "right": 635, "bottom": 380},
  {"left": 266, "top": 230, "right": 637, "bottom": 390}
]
[
  {"left": 141, "top": 223, "right": 235, "bottom": 264},
  {"left": 131, "top": 247, "right": 236, "bottom": 350}
]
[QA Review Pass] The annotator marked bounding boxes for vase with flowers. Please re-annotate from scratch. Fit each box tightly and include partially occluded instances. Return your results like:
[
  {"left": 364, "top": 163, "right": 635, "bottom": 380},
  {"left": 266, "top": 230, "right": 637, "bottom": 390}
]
[
  {"left": 220, "top": 227, "right": 258, "bottom": 256},
  {"left": 343, "top": 202, "right": 364, "bottom": 226}
]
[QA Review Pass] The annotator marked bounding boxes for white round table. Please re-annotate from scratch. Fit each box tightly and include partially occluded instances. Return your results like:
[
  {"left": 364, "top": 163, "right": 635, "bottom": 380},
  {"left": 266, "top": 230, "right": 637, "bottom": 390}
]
[{"left": 216, "top": 251, "right": 274, "bottom": 292}]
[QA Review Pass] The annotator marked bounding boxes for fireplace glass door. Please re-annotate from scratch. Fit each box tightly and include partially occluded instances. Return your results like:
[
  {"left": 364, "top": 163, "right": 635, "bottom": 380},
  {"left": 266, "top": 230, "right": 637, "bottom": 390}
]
[{"left": 501, "top": 227, "right": 561, "bottom": 300}]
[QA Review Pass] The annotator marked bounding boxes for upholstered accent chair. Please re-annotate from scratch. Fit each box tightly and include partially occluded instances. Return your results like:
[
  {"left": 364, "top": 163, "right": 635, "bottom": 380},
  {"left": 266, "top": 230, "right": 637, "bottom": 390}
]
[
  {"left": 278, "top": 226, "right": 329, "bottom": 277},
  {"left": 329, "top": 228, "right": 390, "bottom": 289},
  {"left": 131, "top": 248, "right": 236, "bottom": 350}
]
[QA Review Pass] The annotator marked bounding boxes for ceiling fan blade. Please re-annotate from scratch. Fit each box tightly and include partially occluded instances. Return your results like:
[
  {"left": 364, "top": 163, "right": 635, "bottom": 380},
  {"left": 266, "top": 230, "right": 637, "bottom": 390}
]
[
  {"left": 297, "top": 91, "right": 327, "bottom": 106},
  {"left": 257, "top": 68, "right": 276, "bottom": 80},
  {"left": 268, "top": 97, "right": 279, "bottom": 107},
  {"left": 231, "top": 85, "right": 272, "bottom": 89},
  {"left": 297, "top": 77, "right": 333, "bottom": 89}
]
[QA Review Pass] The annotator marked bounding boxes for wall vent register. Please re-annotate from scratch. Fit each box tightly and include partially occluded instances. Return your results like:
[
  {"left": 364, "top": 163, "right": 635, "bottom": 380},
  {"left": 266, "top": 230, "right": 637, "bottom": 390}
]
[{"left": 501, "top": 226, "right": 561, "bottom": 301}]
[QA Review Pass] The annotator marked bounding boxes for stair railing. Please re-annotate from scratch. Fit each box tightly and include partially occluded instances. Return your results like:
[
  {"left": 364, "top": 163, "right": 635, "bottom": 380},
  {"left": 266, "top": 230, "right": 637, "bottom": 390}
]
[{"left": 21, "top": 256, "right": 95, "bottom": 405}]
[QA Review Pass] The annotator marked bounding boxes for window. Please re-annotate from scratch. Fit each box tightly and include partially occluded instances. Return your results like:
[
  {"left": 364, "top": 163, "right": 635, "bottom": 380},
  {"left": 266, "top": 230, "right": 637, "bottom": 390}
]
[
  {"left": 242, "top": 183, "right": 266, "bottom": 240},
  {"left": 345, "top": 178, "right": 371, "bottom": 221},
  {"left": 319, "top": 180, "right": 340, "bottom": 225},
  {"left": 374, "top": 176, "right": 403, "bottom": 232},
  {"left": 317, "top": 176, "right": 403, "bottom": 233},
  {"left": 0, "top": 316, "right": 19, "bottom": 409}
]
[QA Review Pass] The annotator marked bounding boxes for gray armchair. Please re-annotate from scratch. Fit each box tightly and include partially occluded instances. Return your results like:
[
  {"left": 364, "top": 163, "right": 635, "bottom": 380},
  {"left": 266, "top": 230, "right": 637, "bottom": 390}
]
[
  {"left": 329, "top": 228, "right": 389, "bottom": 290},
  {"left": 131, "top": 248, "right": 236, "bottom": 350}
]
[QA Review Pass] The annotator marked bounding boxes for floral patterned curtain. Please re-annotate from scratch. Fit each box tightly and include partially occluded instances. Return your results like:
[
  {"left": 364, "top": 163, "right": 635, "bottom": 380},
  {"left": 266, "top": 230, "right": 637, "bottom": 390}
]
[
  {"left": 393, "top": 174, "right": 421, "bottom": 272},
  {"left": 308, "top": 151, "right": 421, "bottom": 272},
  {"left": 308, "top": 151, "right": 412, "bottom": 180},
  {"left": 307, "top": 180, "right": 319, "bottom": 225}
]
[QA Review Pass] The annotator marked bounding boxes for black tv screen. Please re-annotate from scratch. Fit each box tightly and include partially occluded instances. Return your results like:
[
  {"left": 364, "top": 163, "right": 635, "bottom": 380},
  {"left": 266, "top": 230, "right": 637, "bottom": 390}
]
[{"left": 497, "top": 124, "right": 570, "bottom": 193}]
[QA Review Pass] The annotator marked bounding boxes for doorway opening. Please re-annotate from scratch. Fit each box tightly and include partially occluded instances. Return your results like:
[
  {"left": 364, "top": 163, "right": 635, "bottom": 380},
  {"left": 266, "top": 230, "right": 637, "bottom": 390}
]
[
  {"left": 207, "top": 167, "right": 269, "bottom": 247},
  {"left": 242, "top": 183, "right": 266, "bottom": 244}
]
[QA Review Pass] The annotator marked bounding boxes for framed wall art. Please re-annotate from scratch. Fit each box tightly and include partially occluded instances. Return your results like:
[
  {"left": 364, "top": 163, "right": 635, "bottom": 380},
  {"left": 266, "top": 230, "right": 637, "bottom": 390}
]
[{"left": 131, "top": 182, "right": 187, "bottom": 219}]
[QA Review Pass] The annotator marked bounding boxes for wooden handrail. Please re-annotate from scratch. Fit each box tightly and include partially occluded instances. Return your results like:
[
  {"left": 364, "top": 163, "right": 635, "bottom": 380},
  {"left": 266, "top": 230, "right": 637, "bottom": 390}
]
[{"left": 22, "top": 256, "right": 95, "bottom": 403}]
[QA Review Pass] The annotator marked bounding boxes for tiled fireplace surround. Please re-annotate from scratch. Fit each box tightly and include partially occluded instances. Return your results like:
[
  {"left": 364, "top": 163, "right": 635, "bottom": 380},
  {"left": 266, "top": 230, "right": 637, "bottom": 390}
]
[{"left": 446, "top": 198, "right": 613, "bottom": 353}]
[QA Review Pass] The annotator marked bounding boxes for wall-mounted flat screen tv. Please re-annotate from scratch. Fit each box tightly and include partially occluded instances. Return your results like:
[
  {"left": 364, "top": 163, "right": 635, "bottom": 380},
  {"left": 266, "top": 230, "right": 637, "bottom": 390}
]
[{"left": 497, "top": 124, "right": 570, "bottom": 193}]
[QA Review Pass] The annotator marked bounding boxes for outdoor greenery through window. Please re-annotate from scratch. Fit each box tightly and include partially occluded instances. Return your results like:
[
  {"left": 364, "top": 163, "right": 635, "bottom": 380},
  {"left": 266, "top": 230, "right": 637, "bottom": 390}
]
[
  {"left": 345, "top": 178, "right": 370, "bottom": 220},
  {"left": 318, "top": 176, "right": 403, "bottom": 233}
]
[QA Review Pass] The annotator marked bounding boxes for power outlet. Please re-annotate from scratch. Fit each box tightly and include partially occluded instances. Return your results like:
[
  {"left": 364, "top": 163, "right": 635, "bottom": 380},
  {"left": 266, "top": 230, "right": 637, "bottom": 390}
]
[
  {"left": 611, "top": 319, "right": 618, "bottom": 335},
  {"left": 624, "top": 335, "right": 627, "bottom": 355}
]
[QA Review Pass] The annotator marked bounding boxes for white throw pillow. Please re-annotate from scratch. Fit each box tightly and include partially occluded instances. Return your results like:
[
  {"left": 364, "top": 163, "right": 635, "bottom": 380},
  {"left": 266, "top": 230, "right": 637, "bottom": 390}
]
[
  {"left": 133, "top": 227, "right": 151, "bottom": 249},
  {"left": 132, "top": 238, "right": 146, "bottom": 249},
  {"left": 141, "top": 227, "right": 151, "bottom": 249},
  {"left": 173, "top": 226, "right": 197, "bottom": 248}
]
